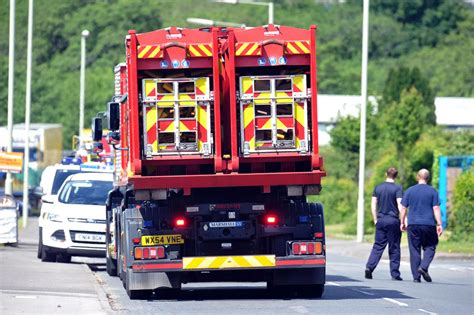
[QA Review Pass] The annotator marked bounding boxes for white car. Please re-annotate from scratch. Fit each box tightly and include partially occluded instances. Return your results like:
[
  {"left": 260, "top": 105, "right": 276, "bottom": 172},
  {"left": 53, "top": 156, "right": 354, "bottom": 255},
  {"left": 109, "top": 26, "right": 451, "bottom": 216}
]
[{"left": 39, "top": 172, "right": 113, "bottom": 263}]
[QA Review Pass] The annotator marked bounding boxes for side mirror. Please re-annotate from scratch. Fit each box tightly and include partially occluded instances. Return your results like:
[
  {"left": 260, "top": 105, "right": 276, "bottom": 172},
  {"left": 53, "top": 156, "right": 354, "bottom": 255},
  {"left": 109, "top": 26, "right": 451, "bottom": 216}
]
[
  {"left": 92, "top": 142, "right": 104, "bottom": 154},
  {"left": 107, "top": 131, "right": 120, "bottom": 145},
  {"left": 41, "top": 194, "right": 56, "bottom": 204},
  {"left": 107, "top": 102, "right": 120, "bottom": 131},
  {"left": 92, "top": 117, "right": 103, "bottom": 141}
]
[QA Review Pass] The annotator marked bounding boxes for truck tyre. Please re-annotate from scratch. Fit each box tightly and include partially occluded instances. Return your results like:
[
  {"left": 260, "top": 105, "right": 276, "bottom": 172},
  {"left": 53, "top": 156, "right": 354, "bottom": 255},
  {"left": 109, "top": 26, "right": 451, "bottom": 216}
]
[
  {"left": 37, "top": 228, "right": 43, "bottom": 259},
  {"left": 125, "top": 270, "right": 152, "bottom": 300},
  {"left": 106, "top": 255, "right": 117, "bottom": 276},
  {"left": 41, "top": 246, "right": 56, "bottom": 262}
]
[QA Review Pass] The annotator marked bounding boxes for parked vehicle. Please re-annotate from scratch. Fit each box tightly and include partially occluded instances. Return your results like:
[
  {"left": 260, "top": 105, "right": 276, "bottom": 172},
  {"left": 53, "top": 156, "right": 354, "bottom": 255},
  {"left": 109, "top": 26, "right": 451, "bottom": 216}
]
[
  {"left": 95, "top": 24, "right": 326, "bottom": 299},
  {"left": 38, "top": 172, "right": 113, "bottom": 263}
]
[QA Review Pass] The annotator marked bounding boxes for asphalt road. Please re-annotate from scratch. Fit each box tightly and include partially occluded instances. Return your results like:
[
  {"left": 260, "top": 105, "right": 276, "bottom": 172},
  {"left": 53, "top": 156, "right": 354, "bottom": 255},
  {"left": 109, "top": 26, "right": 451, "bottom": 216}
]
[{"left": 1, "top": 218, "right": 472, "bottom": 314}]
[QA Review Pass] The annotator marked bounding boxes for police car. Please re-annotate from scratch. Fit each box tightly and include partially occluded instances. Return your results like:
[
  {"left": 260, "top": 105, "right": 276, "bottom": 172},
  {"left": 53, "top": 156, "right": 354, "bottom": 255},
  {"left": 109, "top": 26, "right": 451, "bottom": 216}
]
[{"left": 38, "top": 162, "right": 113, "bottom": 262}]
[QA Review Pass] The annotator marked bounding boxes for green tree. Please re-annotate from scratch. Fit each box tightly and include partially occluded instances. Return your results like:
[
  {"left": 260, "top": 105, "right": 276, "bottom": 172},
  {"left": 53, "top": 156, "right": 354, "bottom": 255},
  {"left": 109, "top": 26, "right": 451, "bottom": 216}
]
[
  {"left": 384, "top": 88, "right": 430, "bottom": 183},
  {"left": 451, "top": 169, "right": 474, "bottom": 242}
]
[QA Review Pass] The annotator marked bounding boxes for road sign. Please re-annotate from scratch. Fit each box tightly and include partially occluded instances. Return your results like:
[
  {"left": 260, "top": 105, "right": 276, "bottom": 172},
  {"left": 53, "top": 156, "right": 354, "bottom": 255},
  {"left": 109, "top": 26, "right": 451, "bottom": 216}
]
[{"left": 0, "top": 152, "right": 23, "bottom": 173}]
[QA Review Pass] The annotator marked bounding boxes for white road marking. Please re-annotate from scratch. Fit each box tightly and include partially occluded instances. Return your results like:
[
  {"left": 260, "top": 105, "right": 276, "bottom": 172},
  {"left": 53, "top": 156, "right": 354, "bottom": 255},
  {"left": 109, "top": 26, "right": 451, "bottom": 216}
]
[
  {"left": 1, "top": 289, "right": 96, "bottom": 298},
  {"left": 418, "top": 308, "right": 437, "bottom": 315},
  {"left": 326, "top": 281, "right": 341, "bottom": 287},
  {"left": 381, "top": 259, "right": 409, "bottom": 266},
  {"left": 354, "top": 289, "right": 375, "bottom": 296},
  {"left": 289, "top": 306, "right": 309, "bottom": 314},
  {"left": 15, "top": 295, "right": 37, "bottom": 299},
  {"left": 383, "top": 297, "right": 408, "bottom": 307}
]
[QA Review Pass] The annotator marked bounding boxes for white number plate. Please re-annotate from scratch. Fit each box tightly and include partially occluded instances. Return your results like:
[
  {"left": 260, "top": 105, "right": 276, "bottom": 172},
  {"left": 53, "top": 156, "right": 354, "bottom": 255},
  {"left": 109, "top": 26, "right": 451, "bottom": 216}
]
[
  {"left": 75, "top": 233, "right": 105, "bottom": 242},
  {"left": 209, "top": 221, "right": 243, "bottom": 228}
]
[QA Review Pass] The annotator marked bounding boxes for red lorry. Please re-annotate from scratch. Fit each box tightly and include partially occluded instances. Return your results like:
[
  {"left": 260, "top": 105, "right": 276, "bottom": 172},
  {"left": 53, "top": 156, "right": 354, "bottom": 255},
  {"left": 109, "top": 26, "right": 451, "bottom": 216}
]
[{"left": 94, "top": 24, "right": 326, "bottom": 299}]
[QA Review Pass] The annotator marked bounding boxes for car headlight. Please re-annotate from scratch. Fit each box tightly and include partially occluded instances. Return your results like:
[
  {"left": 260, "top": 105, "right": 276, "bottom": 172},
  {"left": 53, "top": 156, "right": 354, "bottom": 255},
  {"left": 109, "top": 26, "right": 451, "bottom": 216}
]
[{"left": 46, "top": 213, "right": 63, "bottom": 222}]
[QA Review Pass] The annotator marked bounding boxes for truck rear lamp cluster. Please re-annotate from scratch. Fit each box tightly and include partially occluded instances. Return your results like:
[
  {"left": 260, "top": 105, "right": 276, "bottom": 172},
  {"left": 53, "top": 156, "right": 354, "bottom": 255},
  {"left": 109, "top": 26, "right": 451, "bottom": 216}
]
[
  {"left": 134, "top": 246, "right": 165, "bottom": 259},
  {"left": 291, "top": 241, "right": 322, "bottom": 255}
]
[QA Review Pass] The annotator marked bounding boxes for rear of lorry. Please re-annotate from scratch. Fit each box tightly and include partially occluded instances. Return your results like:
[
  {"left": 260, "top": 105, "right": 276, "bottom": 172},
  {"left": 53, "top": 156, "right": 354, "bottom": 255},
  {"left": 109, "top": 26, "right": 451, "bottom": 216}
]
[{"left": 102, "top": 25, "right": 326, "bottom": 299}]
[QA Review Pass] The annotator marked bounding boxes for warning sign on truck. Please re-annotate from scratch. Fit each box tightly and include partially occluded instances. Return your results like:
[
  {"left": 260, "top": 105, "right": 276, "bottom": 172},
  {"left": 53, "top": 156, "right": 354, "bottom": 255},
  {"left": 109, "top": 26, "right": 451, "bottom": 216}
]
[{"left": 0, "top": 152, "right": 23, "bottom": 173}]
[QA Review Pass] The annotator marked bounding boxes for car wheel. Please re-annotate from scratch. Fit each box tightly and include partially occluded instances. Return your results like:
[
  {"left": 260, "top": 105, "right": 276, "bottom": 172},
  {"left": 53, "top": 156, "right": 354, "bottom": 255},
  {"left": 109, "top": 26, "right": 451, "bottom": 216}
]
[
  {"left": 41, "top": 246, "right": 57, "bottom": 262},
  {"left": 37, "top": 228, "right": 43, "bottom": 259}
]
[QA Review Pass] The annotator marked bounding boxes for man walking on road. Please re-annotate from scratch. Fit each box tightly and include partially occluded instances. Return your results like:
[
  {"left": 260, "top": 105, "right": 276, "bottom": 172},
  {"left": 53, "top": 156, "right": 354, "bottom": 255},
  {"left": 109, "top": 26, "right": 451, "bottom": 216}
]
[
  {"left": 365, "top": 167, "right": 403, "bottom": 281},
  {"left": 401, "top": 169, "right": 443, "bottom": 283}
]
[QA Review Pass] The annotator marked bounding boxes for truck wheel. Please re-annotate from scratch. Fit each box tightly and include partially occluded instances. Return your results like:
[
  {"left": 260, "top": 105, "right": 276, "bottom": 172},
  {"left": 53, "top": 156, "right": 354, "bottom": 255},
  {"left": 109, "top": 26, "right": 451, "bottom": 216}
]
[
  {"left": 127, "top": 288, "right": 152, "bottom": 300},
  {"left": 41, "top": 246, "right": 57, "bottom": 262},
  {"left": 37, "top": 228, "right": 43, "bottom": 259},
  {"left": 106, "top": 255, "right": 117, "bottom": 277}
]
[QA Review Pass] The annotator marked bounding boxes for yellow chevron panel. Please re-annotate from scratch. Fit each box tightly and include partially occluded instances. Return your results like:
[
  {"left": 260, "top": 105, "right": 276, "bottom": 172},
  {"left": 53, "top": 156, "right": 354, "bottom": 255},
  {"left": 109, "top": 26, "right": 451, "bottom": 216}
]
[
  {"left": 197, "top": 105, "right": 208, "bottom": 151},
  {"left": 189, "top": 45, "right": 202, "bottom": 57},
  {"left": 148, "top": 46, "right": 161, "bottom": 58},
  {"left": 241, "top": 77, "right": 253, "bottom": 95},
  {"left": 182, "top": 255, "right": 275, "bottom": 270},
  {"left": 144, "top": 79, "right": 156, "bottom": 99},
  {"left": 245, "top": 43, "right": 259, "bottom": 56},
  {"left": 138, "top": 45, "right": 152, "bottom": 58},
  {"left": 198, "top": 44, "right": 212, "bottom": 56},
  {"left": 254, "top": 92, "right": 271, "bottom": 105},
  {"left": 243, "top": 103, "right": 254, "bottom": 128},
  {"left": 236, "top": 43, "right": 249, "bottom": 56},
  {"left": 295, "top": 41, "right": 310, "bottom": 54},
  {"left": 293, "top": 75, "right": 305, "bottom": 93},
  {"left": 196, "top": 78, "right": 208, "bottom": 96},
  {"left": 178, "top": 94, "right": 196, "bottom": 106},
  {"left": 157, "top": 95, "right": 174, "bottom": 107},
  {"left": 286, "top": 42, "right": 299, "bottom": 54}
]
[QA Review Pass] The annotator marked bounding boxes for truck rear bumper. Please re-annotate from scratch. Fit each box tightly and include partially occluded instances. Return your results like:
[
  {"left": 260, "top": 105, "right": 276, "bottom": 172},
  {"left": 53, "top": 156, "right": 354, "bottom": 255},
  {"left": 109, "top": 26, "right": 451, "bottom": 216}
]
[{"left": 131, "top": 255, "right": 325, "bottom": 272}]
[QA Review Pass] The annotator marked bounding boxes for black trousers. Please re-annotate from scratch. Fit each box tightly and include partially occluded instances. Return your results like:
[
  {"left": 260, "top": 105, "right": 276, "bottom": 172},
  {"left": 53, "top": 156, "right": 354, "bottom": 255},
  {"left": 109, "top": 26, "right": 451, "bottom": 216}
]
[
  {"left": 366, "top": 216, "right": 401, "bottom": 278},
  {"left": 407, "top": 224, "right": 438, "bottom": 280}
]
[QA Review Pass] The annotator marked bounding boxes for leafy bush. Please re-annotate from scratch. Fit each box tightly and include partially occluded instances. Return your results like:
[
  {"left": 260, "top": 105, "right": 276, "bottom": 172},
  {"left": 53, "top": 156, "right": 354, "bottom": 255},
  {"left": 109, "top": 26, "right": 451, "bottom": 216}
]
[{"left": 451, "top": 169, "right": 474, "bottom": 242}]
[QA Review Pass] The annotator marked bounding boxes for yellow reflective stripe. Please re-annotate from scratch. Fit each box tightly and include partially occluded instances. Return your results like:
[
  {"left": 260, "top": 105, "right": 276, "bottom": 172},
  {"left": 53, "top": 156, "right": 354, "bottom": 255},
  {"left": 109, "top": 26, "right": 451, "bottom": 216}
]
[
  {"left": 295, "top": 41, "right": 310, "bottom": 54},
  {"left": 261, "top": 118, "right": 272, "bottom": 130},
  {"left": 184, "top": 257, "right": 205, "bottom": 269},
  {"left": 197, "top": 105, "right": 208, "bottom": 151},
  {"left": 164, "top": 121, "right": 175, "bottom": 132},
  {"left": 286, "top": 42, "right": 299, "bottom": 54},
  {"left": 196, "top": 78, "right": 208, "bottom": 96},
  {"left": 189, "top": 45, "right": 202, "bottom": 57},
  {"left": 138, "top": 46, "right": 152, "bottom": 58},
  {"left": 243, "top": 103, "right": 254, "bottom": 128},
  {"left": 293, "top": 75, "right": 305, "bottom": 92},
  {"left": 233, "top": 256, "right": 252, "bottom": 267},
  {"left": 209, "top": 256, "right": 227, "bottom": 269},
  {"left": 199, "top": 44, "right": 212, "bottom": 56},
  {"left": 148, "top": 46, "right": 161, "bottom": 58},
  {"left": 144, "top": 79, "right": 155, "bottom": 98},
  {"left": 245, "top": 43, "right": 259, "bottom": 56},
  {"left": 255, "top": 255, "right": 275, "bottom": 266},
  {"left": 236, "top": 43, "right": 249, "bottom": 56}
]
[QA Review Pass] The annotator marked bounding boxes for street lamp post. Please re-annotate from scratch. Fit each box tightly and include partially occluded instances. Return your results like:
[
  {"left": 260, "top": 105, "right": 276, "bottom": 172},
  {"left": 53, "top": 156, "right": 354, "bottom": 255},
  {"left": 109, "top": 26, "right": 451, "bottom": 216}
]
[
  {"left": 187, "top": 17, "right": 246, "bottom": 28},
  {"left": 212, "top": 0, "right": 274, "bottom": 24},
  {"left": 357, "top": 0, "right": 370, "bottom": 243},
  {"left": 22, "top": 0, "right": 34, "bottom": 228},
  {"left": 79, "top": 29, "right": 89, "bottom": 149},
  {"left": 5, "top": 0, "right": 16, "bottom": 196}
]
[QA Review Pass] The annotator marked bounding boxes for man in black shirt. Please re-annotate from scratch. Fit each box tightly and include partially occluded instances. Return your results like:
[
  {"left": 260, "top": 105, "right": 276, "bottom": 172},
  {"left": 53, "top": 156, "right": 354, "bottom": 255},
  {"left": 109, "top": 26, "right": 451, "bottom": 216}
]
[
  {"left": 365, "top": 167, "right": 403, "bottom": 280},
  {"left": 401, "top": 169, "right": 443, "bottom": 283}
]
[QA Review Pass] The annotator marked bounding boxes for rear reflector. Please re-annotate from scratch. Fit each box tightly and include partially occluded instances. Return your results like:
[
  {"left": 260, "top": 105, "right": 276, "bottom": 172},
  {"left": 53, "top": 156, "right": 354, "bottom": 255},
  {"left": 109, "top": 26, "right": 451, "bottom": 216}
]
[
  {"left": 157, "top": 246, "right": 165, "bottom": 258},
  {"left": 132, "top": 237, "right": 141, "bottom": 244},
  {"left": 292, "top": 241, "right": 322, "bottom": 255}
]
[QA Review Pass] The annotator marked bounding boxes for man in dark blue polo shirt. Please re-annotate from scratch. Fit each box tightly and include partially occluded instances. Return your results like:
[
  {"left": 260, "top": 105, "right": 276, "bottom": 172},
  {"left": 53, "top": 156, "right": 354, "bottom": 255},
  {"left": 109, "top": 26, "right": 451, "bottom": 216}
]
[
  {"left": 401, "top": 169, "right": 443, "bottom": 283},
  {"left": 365, "top": 167, "right": 403, "bottom": 280}
]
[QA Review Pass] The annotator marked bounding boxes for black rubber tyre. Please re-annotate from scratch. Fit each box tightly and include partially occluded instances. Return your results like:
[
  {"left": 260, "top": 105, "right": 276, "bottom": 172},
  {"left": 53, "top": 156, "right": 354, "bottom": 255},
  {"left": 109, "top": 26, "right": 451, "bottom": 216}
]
[
  {"left": 41, "top": 246, "right": 57, "bottom": 262},
  {"left": 106, "top": 255, "right": 117, "bottom": 277},
  {"left": 295, "top": 284, "right": 325, "bottom": 298},
  {"left": 37, "top": 228, "right": 43, "bottom": 259},
  {"left": 155, "top": 287, "right": 181, "bottom": 299},
  {"left": 127, "top": 288, "right": 152, "bottom": 300}
]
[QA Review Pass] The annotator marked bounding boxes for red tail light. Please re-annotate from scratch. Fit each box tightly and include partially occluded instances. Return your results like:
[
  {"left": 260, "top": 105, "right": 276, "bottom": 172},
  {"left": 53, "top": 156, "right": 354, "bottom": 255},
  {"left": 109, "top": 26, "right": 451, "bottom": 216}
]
[
  {"left": 292, "top": 242, "right": 301, "bottom": 255},
  {"left": 157, "top": 246, "right": 165, "bottom": 258},
  {"left": 176, "top": 218, "right": 185, "bottom": 227},
  {"left": 307, "top": 242, "right": 315, "bottom": 254},
  {"left": 265, "top": 215, "right": 277, "bottom": 225},
  {"left": 143, "top": 247, "right": 150, "bottom": 259},
  {"left": 314, "top": 232, "right": 324, "bottom": 238}
]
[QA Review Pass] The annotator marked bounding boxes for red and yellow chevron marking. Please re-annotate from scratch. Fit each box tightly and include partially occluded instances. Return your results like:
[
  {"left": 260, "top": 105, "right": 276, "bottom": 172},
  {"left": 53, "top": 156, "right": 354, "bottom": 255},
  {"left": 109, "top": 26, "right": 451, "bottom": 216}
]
[
  {"left": 253, "top": 92, "right": 271, "bottom": 105},
  {"left": 158, "top": 120, "right": 175, "bottom": 132},
  {"left": 197, "top": 105, "right": 208, "bottom": 151},
  {"left": 294, "top": 102, "right": 306, "bottom": 149},
  {"left": 183, "top": 255, "right": 275, "bottom": 270},
  {"left": 137, "top": 45, "right": 163, "bottom": 59},
  {"left": 188, "top": 44, "right": 213, "bottom": 57},
  {"left": 146, "top": 106, "right": 158, "bottom": 153},
  {"left": 243, "top": 103, "right": 255, "bottom": 150},
  {"left": 159, "top": 144, "right": 176, "bottom": 151},
  {"left": 292, "top": 75, "right": 305, "bottom": 93},
  {"left": 255, "top": 117, "right": 294, "bottom": 130},
  {"left": 179, "top": 94, "right": 196, "bottom": 106},
  {"left": 242, "top": 77, "right": 253, "bottom": 95},
  {"left": 144, "top": 79, "right": 156, "bottom": 99},
  {"left": 235, "top": 42, "right": 261, "bottom": 56},
  {"left": 195, "top": 78, "right": 208, "bottom": 96},
  {"left": 285, "top": 41, "right": 310, "bottom": 55},
  {"left": 179, "top": 120, "right": 196, "bottom": 131}
]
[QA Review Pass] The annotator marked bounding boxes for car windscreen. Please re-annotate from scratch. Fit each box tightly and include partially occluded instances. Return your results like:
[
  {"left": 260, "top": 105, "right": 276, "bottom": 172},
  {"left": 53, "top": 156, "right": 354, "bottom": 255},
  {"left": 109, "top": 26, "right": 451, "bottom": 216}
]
[
  {"left": 51, "top": 170, "right": 81, "bottom": 195},
  {"left": 58, "top": 180, "right": 113, "bottom": 205}
]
